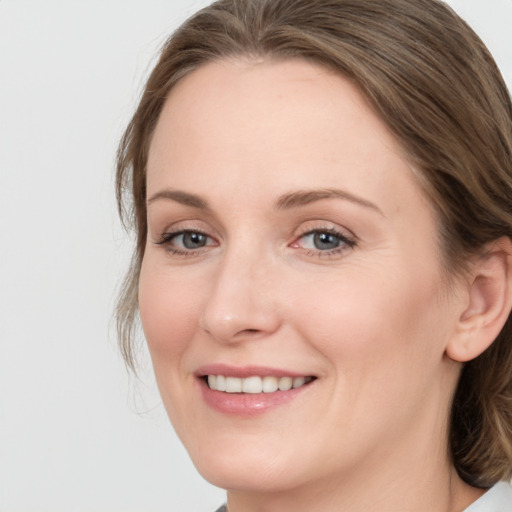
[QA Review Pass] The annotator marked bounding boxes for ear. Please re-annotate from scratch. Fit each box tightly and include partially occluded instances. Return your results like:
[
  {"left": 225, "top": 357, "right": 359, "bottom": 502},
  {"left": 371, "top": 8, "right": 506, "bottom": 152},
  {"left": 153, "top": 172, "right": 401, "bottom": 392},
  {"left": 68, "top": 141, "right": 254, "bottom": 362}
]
[{"left": 446, "top": 237, "right": 512, "bottom": 363}]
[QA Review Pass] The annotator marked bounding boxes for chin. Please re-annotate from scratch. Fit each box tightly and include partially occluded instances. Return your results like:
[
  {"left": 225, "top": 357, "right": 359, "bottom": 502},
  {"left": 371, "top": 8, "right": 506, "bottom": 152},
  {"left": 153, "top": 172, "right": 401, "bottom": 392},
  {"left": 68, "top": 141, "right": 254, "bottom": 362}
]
[
  {"left": 181, "top": 432, "right": 308, "bottom": 492},
  {"left": 195, "top": 457, "right": 302, "bottom": 493}
]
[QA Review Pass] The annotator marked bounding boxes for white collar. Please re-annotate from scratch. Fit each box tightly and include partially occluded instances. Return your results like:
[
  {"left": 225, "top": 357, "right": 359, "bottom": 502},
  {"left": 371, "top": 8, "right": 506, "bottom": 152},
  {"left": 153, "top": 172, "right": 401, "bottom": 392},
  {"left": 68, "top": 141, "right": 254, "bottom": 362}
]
[{"left": 463, "top": 481, "right": 512, "bottom": 511}]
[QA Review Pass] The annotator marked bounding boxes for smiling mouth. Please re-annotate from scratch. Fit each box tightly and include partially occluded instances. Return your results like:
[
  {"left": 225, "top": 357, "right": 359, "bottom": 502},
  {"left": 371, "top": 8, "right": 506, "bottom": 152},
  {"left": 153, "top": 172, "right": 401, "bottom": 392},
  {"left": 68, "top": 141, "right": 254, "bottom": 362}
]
[{"left": 204, "top": 375, "right": 316, "bottom": 393}]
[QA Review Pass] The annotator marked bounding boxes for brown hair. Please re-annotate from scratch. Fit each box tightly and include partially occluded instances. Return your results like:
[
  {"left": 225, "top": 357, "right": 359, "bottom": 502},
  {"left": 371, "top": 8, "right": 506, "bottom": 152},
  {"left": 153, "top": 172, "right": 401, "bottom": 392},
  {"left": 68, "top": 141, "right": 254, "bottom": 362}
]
[{"left": 116, "top": 0, "right": 512, "bottom": 488}]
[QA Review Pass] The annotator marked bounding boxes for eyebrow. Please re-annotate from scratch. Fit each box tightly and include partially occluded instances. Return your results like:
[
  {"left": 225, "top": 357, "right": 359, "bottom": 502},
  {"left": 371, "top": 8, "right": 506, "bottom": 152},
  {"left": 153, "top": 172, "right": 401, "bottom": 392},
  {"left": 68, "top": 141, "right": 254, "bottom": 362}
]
[
  {"left": 147, "top": 187, "right": 383, "bottom": 215},
  {"left": 147, "top": 189, "right": 209, "bottom": 209},
  {"left": 275, "top": 188, "right": 383, "bottom": 215}
]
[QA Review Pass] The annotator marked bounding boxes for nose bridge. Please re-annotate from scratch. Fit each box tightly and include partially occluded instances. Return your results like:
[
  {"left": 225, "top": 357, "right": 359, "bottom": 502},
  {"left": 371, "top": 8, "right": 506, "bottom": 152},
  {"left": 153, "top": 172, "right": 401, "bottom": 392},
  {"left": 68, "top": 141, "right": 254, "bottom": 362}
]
[{"left": 200, "top": 239, "right": 280, "bottom": 342}]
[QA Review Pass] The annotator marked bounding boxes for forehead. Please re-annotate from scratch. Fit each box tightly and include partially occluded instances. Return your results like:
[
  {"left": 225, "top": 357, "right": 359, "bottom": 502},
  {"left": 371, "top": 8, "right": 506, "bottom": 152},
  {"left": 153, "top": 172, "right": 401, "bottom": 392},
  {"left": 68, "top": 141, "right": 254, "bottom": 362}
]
[
  {"left": 150, "top": 58, "right": 400, "bottom": 150},
  {"left": 147, "top": 58, "right": 428, "bottom": 219}
]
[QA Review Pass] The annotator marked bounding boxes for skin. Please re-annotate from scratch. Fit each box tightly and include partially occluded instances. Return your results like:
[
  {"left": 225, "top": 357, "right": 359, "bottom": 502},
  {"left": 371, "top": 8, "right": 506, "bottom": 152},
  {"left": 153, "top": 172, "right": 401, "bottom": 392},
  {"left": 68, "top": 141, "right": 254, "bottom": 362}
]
[{"left": 139, "top": 58, "right": 487, "bottom": 511}]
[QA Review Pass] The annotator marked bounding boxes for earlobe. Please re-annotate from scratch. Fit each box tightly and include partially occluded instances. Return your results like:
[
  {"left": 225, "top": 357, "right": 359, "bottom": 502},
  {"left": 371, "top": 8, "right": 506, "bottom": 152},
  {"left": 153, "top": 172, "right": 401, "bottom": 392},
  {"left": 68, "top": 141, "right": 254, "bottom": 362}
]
[{"left": 446, "top": 237, "right": 512, "bottom": 363}]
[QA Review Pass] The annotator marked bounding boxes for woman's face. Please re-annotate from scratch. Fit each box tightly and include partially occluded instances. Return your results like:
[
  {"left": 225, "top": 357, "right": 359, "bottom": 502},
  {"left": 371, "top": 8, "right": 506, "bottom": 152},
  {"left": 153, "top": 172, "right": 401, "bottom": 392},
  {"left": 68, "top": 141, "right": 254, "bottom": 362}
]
[{"left": 140, "top": 59, "right": 464, "bottom": 492}]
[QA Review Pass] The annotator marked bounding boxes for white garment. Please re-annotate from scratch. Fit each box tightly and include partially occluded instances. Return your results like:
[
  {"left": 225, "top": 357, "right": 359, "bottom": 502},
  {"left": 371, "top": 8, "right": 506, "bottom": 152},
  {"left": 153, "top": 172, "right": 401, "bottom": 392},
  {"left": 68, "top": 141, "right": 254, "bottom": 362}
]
[{"left": 463, "top": 482, "right": 512, "bottom": 511}]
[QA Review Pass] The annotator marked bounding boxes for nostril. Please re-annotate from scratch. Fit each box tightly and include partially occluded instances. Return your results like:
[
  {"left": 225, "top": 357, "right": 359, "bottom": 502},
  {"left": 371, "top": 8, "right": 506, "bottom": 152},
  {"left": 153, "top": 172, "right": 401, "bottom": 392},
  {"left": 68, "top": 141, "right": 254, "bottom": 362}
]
[{"left": 236, "top": 328, "right": 263, "bottom": 338}]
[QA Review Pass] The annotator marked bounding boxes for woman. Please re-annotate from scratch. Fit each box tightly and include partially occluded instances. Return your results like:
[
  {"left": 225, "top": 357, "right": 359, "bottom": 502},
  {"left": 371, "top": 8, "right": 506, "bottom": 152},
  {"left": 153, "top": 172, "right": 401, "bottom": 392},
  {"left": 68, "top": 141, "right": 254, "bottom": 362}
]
[{"left": 116, "top": 0, "right": 512, "bottom": 510}]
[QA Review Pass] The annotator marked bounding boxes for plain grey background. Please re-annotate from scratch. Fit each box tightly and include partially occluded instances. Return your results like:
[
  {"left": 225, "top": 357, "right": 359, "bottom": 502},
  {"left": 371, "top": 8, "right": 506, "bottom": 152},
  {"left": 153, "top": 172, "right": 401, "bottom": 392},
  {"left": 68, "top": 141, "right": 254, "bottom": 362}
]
[{"left": 0, "top": 1, "right": 511, "bottom": 511}]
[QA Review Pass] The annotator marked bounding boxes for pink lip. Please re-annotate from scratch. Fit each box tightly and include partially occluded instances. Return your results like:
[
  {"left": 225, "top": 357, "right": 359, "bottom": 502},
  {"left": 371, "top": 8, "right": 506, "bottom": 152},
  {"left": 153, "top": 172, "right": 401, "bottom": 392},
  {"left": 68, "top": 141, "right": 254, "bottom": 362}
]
[{"left": 194, "top": 364, "right": 316, "bottom": 418}]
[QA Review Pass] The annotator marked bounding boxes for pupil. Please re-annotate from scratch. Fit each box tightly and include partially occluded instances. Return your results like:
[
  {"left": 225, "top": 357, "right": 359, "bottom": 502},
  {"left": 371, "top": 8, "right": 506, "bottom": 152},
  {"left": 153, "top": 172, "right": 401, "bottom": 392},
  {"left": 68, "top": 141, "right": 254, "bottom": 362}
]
[
  {"left": 314, "top": 232, "right": 340, "bottom": 250},
  {"left": 183, "top": 232, "right": 206, "bottom": 249}
]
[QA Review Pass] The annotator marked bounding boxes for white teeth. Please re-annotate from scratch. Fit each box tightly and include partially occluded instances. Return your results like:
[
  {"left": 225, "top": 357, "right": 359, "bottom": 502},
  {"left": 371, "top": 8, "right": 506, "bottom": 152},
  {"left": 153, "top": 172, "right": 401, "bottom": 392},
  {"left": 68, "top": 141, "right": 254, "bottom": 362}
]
[
  {"left": 225, "top": 376, "right": 242, "bottom": 393},
  {"left": 242, "top": 376, "right": 263, "bottom": 394},
  {"left": 206, "top": 375, "right": 313, "bottom": 393},
  {"left": 278, "top": 376, "right": 293, "bottom": 391},
  {"left": 262, "top": 376, "right": 278, "bottom": 393},
  {"left": 293, "top": 376, "right": 306, "bottom": 389},
  {"left": 216, "top": 375, "right": 226, "bottom": 392}
]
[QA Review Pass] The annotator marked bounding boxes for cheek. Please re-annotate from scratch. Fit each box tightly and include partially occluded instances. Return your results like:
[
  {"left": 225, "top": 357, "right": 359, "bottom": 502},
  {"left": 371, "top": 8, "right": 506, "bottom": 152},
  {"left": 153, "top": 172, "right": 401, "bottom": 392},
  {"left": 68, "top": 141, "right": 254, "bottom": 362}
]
[
  {"left": 138, "top": 258, "right": 201, "bottom": 362},
  {"left": 294, "top": 264, "right": 447, "bottom": 376},
  {"left": 293, "top": 267, "right": 451, "bottom": 444}
]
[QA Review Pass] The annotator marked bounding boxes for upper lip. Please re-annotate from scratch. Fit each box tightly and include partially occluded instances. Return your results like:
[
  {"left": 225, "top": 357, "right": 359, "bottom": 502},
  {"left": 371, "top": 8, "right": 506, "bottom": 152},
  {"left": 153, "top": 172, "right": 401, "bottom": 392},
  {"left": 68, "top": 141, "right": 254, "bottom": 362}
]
[{"left": 195, "top": 364, "right": 315, "bottom": 379}]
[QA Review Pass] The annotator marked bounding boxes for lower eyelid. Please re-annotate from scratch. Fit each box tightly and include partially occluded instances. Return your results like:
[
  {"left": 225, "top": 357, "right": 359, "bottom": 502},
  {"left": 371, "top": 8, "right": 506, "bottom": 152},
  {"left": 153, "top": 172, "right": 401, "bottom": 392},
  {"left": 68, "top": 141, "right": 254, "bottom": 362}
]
[{"left": 303, "top": 247, "right": 349, "bottom": 259}]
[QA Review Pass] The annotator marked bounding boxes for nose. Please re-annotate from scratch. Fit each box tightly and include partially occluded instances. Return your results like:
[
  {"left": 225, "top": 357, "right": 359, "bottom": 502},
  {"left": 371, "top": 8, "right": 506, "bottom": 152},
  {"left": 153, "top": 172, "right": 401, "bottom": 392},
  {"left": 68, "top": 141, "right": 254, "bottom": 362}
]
[{"left": 199, "top": 247, "right": 282, "bottom": 343}]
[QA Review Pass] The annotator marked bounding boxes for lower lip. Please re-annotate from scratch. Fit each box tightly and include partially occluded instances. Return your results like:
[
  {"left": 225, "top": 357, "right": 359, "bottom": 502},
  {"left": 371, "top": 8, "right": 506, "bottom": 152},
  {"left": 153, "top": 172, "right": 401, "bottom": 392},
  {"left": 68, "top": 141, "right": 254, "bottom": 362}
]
[{"left": 199, "top": 379, "right": 312, "bottom": 417}]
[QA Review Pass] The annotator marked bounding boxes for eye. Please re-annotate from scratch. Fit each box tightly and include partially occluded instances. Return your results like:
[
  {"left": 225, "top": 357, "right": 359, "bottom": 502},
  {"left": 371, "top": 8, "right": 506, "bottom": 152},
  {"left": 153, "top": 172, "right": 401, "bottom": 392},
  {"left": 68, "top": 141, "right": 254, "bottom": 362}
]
[
  {"left": 304, "top": 231, "right": 342, "bottom": 250},
  {"left": 155, "top": 229, "right": 216, "bottom": 254},
  {"left": 176, "top": 231, "right": 209, "bottom": 249},
  {"left": 292, "top": 228, "right": 356, "bottom": 255}
]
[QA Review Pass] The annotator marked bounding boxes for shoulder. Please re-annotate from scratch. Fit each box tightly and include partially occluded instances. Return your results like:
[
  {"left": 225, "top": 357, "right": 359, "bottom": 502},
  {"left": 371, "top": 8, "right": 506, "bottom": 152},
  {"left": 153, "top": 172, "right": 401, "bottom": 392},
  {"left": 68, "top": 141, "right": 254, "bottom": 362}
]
[{"left": 464, "top": 482, "right": 512, "bottom": 511}]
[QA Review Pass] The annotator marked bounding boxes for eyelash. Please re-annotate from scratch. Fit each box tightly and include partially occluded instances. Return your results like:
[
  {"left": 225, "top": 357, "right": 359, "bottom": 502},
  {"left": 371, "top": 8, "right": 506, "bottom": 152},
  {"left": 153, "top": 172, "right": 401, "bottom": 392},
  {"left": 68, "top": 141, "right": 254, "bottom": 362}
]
[
  {"left": 155, "top": 229, "right": 214, "bottom": 257},
  {"left": 294, "top": 228, "right": 357, "bottom": 258},
  {"left": 154, "top": 227, "right": 357, "bottom": 258}
]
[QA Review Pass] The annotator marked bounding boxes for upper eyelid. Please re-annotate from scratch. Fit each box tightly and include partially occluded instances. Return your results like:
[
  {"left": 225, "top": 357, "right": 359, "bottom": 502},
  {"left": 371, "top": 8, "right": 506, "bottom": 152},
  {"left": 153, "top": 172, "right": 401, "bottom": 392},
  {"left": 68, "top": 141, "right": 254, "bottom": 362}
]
[
  {"left": 294, "top": 222, "right": 357, "bottom": 241},
  {"left": 157, "top": 225, "right": 352, "bottom": 238},
  {"left": 146, "top": 209, "right": 220, "bottom": 231},
  {"left": 294, "top": 228, "right": 356, "bottom": 246},
  {"left": 152, "top": 221, "right": 357, "bottom": 245},
  {"left": 152, "top": 220, "right": 218, "bottom": 239},
  {"left": 156, "top": 228, "right": 215, "bottom": 243},
  {"left": 299, "top": 226, "right": 350, "bottom": 236}
]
